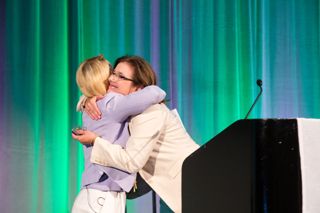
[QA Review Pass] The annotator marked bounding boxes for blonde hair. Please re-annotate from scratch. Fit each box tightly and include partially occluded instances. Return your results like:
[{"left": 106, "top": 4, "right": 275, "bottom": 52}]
[{"left": 76, "top": 54, "right": 111, "bottom": 97}]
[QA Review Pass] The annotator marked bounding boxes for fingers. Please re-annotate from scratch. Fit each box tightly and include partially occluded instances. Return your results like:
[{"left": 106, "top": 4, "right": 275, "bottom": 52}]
[
  {"left": 84, "top": 97, "right": 102, "bottom": 120},
  {"left": 72, "top": 132, "right": 80, "bottom": 140},
  {"left": 71, "top": 130, "right": 89, "bottom": 144},
  {"left": 72, "top": 129, "right": 85, "bottom": 139},
  {"left": 85, "top": 107, "right": 100, "bottom": 120},
  {"left": 72, "top": 130, "right": 97, "bottom": 146}
]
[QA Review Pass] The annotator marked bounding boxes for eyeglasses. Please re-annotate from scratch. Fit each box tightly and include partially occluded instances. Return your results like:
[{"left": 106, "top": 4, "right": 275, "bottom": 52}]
[{"left": 110, "top": 71, "right": 135, "bottom": 82}]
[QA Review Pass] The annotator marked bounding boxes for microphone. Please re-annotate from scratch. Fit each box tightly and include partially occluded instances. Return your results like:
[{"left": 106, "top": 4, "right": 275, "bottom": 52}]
[{"left": 244, "top": 79, "right": 263, "bottom": 119}]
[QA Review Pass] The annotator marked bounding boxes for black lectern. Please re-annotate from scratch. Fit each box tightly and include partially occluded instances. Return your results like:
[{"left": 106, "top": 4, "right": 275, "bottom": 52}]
[{"left": 182, "top": 119, "right": 302, "bottom": 213}]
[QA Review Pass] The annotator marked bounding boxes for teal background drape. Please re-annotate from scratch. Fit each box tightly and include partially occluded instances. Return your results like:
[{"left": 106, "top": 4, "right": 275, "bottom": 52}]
[{"left": 1, "top": 0, "right": 319, "bottom": 212}]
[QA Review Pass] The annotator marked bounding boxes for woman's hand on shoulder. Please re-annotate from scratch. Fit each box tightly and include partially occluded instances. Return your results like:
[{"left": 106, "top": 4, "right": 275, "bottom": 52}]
[{"left": 84, "top": 96, "right": 103, "bottom": 120}]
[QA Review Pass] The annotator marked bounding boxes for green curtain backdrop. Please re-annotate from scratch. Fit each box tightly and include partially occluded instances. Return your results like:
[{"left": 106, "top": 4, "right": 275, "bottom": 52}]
[{"left": 1, "top": 0, "right": 319, "bottom": 212}]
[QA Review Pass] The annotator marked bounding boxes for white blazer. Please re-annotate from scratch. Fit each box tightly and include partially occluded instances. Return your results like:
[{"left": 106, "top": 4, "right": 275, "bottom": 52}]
[{"left": 91, "top": 103, "right": 199, "bottom": 212}]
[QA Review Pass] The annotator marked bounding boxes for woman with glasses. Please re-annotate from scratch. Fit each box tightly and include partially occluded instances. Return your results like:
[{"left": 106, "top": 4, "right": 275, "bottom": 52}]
[
  {"left": 73, "top": 55, "right": 199, "bottom": 213},
  {"left": 71, "top": 55, "right": 166, "bottom": 213}
]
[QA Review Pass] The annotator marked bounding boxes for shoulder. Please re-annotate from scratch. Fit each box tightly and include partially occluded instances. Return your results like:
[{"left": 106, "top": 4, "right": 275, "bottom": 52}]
[
  {"left": 129, "top": 104, "right": 169, "bottom": 135},
  {"left": 96, "top": 92, "right": 120, "bottom": 103},
  {"left": 97, "top": 92, "right": 124, "bottom": 107},
  {"left": 131, "top": 104, "right": 168, "bottom": 122},
  {"left": 144, "top": 103, "right": 168, "bottom": 113},
  {"left": 104, "top": 92, "right": 124, "bottom": 100}
]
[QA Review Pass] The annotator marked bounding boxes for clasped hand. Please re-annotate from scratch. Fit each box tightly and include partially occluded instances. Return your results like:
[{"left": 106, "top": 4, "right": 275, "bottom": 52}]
[{"left": 72, "top": 129, "right": 98, "bottom": 145}]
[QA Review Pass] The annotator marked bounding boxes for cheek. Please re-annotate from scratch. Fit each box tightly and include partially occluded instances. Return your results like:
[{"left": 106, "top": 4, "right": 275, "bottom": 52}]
[{"left": 117, "top": 83, "right": 133, "bottom": 95}]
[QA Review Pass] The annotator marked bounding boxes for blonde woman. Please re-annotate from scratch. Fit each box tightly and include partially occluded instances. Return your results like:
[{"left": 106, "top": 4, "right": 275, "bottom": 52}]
[{"left": 72, "top": 55, "right": 165, "bottom": 213}]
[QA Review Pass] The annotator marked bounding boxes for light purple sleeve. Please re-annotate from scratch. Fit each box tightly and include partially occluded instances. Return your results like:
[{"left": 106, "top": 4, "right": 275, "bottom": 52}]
[{"left": 106, "top": 85, "right": 166, "bottom": 122}]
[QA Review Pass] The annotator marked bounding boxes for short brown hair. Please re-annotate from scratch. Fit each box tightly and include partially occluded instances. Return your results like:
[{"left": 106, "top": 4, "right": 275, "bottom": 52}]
[{"left": 114, "top": 55, "right": 157, "bottom": 87}]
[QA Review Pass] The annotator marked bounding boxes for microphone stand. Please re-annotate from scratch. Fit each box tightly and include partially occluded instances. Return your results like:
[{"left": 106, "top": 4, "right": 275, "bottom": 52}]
[{"left": 244, "top": 80, "right": 263, "bottom": 119}]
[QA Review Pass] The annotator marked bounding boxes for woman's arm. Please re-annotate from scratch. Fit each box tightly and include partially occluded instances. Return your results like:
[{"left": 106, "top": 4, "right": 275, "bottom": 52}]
[
  {"left": 108, "top": 85, "right": 166, "bottom": 122},
  {"left": 91, "top": 108, "right": 166, "bottom": 172},
  {"left": 76, "top": 86, "right": 165, "bottom": 121},
  {"left": 73, "top": 107, "right": 166, "bottom": 173}
]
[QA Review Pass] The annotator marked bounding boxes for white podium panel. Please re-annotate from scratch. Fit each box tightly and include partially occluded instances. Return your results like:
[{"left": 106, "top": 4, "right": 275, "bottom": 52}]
[{"left": 297, "top": 119, "right": 320, "bottom": 213}]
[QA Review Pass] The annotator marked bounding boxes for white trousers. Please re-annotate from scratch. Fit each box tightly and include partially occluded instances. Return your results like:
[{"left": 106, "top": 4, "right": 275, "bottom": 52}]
[{"left": 72, "top": 188, "right": 126, "bottom": 213}]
